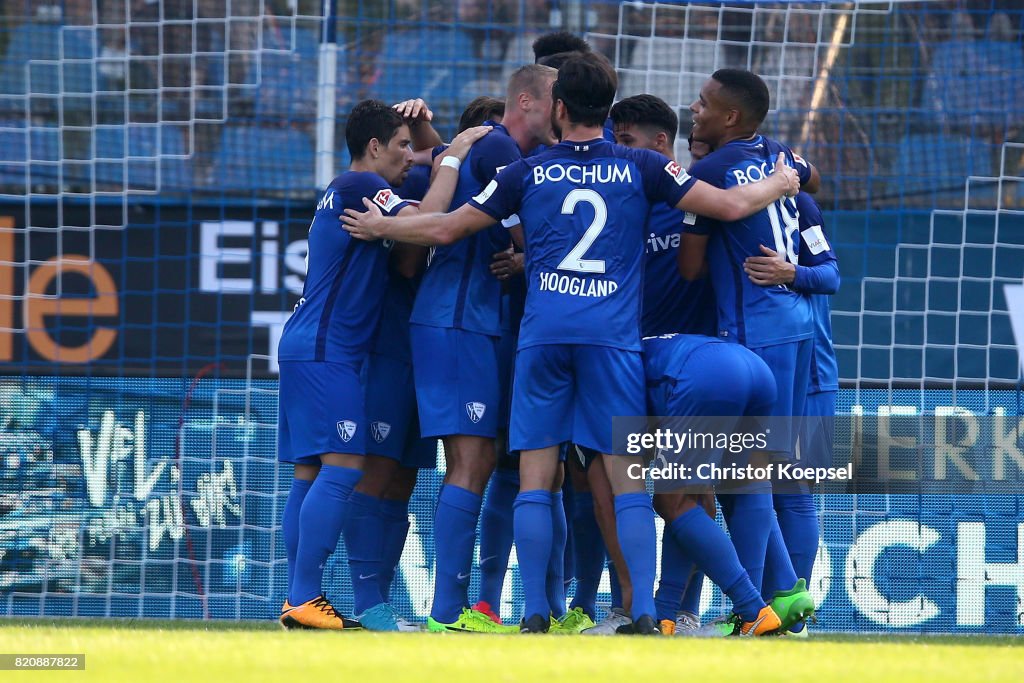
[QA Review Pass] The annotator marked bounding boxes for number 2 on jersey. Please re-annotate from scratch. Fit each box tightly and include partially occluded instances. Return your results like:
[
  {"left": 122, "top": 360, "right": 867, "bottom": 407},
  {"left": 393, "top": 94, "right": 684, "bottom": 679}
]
[{"left": 557, "top": 188, "right": 608, "bottom": 274}]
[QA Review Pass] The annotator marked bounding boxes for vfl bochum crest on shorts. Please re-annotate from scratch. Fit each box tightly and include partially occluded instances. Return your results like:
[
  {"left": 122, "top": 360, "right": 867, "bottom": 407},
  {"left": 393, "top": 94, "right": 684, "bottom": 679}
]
[
  {"left": 337, "top": 420, "right": 357, "bottom": 442},
  {"left": 371, "top": 421, "right": 391, "bottom": 443},
  {"left": 466, "top": 402, "right": 487, "bottom": 423}
]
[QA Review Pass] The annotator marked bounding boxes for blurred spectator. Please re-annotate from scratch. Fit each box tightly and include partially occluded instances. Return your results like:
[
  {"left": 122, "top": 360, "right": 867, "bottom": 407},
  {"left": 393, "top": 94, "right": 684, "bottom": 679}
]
[{"left": 754, "top": 11, "right": 818, "bottom": 142}]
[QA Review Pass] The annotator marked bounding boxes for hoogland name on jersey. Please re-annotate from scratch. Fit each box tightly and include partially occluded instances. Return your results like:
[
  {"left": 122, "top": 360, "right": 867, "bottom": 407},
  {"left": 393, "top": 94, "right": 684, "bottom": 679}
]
[
  {"left": 538, "top": 271, "right": 619, "bottom": 297},
  {"left": 532, "top": 162, "right": 633, "bottom": 185}
]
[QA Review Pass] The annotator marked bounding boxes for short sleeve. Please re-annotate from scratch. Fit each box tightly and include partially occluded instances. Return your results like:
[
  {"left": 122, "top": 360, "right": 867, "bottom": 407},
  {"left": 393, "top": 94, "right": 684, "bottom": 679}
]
[
  {"left": 467, "top": 159, "right": 525, "bottom": 222},
  {"left": 680, "top": 157, "right": 718, "bottom": 235},
  {"left": 796, "top": 193, "right": 835, "bottom": 267},
  {"left": 363, "top": 176, "right": 410, "bottom": 217},
  {"left": 470, "top": 132, "right": 523, "bottom": 186},
  {"left": 793, "top": 152, "right": 813, "bottom": 187},
  {"left": 633, "top": 148, "right": 696, "bottom": 209}
]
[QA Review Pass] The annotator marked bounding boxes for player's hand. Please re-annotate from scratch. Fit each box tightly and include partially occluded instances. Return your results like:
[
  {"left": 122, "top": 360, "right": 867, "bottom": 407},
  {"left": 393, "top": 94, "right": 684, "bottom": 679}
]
[
  {"left": 490, "top": 247, "right": 524, "bottom": 280},
  {"left": 393, "top": 98, "right": 433, "bottom": 124},
  {"left": 340, "top": 197, "right": 386, "bottom": 241},
  {"left": 772, "top": 152, "right": 800, "bottom": 198},
  {"left": 743, "top": 244, "right": 796, "bottom": 286},
  {"left": 444, "top": 125, "right": 492, "bottom": 162}
]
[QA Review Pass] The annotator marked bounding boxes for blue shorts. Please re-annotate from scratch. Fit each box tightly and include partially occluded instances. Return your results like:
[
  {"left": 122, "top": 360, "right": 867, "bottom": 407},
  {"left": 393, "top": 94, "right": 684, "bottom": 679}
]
[
  {"left": 411, "top": 324, "right": 501, "bottom": 439},
  {"left": 510, "top": 344, "right": 645, "bottom": 456},
  {"left": 363, "top": 353, "right": 438, "bottom": 469},
  {"left": 497, "top": 327, "right": 517, "bottom": 434},
  {"left": 749, "top": 339, "right": 813, "bottom": 459},
  {"left": 647, "top": 341, "right": 776, "bottom": 477},
  {"left": 278, "top": 360, "right": 366, "bottom": 464},
  {"left": 799, "top": 389, "right": 836, "bottom": 468},
  {"left": 648, "top": 341, "right": 776, "bottom": 418}
]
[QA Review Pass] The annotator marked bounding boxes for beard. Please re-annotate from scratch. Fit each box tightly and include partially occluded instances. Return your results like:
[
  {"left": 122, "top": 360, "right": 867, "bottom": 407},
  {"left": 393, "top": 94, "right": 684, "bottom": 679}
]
[{"left": 550, "top": 109, "right": 563, "bottom": 142}]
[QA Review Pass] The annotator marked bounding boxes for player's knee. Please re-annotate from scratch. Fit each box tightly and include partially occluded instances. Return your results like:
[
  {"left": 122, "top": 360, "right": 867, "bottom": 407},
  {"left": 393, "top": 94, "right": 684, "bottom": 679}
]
[
  {"left": 355, "top": 454, "right": 400, "bottom": 495},
  {"left": 653, "top": 492, "right": 699, "bottom": 522}
]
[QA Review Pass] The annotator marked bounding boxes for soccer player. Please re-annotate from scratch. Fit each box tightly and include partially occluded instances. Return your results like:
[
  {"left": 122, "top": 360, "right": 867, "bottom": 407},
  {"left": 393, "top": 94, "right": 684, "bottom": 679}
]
[
  {"left": 340, "top": 53, "right": 800, "bottom": 634},
  {"left": 276, "top": 99, "right": 488, "bottom": 630},
  {"left": 599, "top": 96, "right": 714, "bottom": 635},
  {"left": 408, "top": 64, "right": 557, "bottom": 633},
  {"left": 679, "top": 69, "right": 815, "bottom": 613},
  {"left": 343, "top": 101, "right": 443, "bottom": 632},
  {"left": 743, "top": 190, "right": 839, "bottom": 633},
  {"left": 642, "top": 332, "right": 815, "bottom": 636}
]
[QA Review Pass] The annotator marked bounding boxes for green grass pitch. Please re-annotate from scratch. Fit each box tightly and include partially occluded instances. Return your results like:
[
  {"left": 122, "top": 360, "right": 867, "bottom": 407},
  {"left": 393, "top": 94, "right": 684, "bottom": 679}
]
[{"left": 0, "top": 618, "right": 1021, "bottom": 682}]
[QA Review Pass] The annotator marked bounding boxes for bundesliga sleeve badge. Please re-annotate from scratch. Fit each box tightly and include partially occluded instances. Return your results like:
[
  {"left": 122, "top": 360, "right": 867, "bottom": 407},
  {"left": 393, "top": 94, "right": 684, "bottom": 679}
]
[
  {"left": 664, "top": 160, "right": 691, "bottom": 186},
  {"left": 373, "top": 188, "right": 403, "bottom": 213}
]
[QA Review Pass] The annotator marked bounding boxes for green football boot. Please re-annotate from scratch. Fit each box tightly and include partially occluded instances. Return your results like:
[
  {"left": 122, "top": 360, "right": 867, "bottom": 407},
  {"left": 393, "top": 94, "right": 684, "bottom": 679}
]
[
  {"left": 768, "top": 578, "right": 816, "bottom": 632},
  {"left": 550, "top": 607, "right": 596, "bottom": 634},
  {"left": 427, "top": 608, "right": 519, "bottom": 634}
]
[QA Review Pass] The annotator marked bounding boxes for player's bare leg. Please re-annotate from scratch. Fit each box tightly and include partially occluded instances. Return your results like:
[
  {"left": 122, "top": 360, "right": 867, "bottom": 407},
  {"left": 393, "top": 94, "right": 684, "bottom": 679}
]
[{"left": 600, "top": 453, "right": 659, "bottom": 634}]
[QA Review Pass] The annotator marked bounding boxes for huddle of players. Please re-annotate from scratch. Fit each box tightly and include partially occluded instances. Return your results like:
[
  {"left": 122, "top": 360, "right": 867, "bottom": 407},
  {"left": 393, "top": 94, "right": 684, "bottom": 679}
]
[{"left": 276, "top": 31, "right": 839, "bottom": 637}]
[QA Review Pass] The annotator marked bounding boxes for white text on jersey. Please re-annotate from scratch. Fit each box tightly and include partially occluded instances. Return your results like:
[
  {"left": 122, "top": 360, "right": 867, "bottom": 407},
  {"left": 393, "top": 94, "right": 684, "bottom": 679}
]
[
  {"left": 538, "top": 271, "right": 619, "bottom": 297},
  {"left": 533, "top": 163, "right": 632, "bottom": 186},
  {"left": 647, "top": 231, "right": 681, "bottom": 253},
  {"left": 316, "top": 191, "right": 334, "bottom": 211}
]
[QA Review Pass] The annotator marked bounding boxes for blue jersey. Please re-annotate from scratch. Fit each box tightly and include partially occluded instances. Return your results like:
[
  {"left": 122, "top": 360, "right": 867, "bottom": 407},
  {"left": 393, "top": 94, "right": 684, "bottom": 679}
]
[
  {"left": 278, "top": 172, "right": 409, "bottom": 364},
  {"left": 528, "top": 118, "right": 617, "bottom": 157},
  {"left": 642, "top": 203, "right": 717, "bottom": 337},
  {"left": 411, "top": 122, "right": 520, "bottom": 337},
  {"left": 469, "top": 138, "right": 695, "bottom": 351},
  {"left": 794, "top": 192, "right": 839, "bottom": 393},
  {"left": 686, "top": 135, "right": 813, "bottom": 347},
  {"left": 398, "top": 163, "right": 431, "bottom": 203},
  {"left": 368, "top": 167, "right": 431, "bottom": 363}
]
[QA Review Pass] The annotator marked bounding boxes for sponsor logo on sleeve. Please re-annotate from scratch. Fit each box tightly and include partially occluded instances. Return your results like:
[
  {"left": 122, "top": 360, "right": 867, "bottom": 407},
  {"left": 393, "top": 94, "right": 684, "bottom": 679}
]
[
  {"left": 801, "top": 224, "right": 831, "bottom": 255},
  {"left": 664, "top": 161, "right": 691, "bottom": 186}
]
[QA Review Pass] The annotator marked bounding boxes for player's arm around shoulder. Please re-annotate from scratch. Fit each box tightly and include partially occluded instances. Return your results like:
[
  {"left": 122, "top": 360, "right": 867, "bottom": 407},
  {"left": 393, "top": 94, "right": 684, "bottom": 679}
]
[
  {"left": 677, "top": 152, "right": 800, "bottom": 222},
  {"left": 416, "top": 125, "right": 492, "bottom": 214}
]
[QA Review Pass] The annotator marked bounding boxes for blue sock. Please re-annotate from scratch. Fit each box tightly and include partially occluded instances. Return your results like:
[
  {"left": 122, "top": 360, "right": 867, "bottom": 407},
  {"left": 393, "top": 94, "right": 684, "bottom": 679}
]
[
  {"left": 680, "top": 566, "right": 704, "bottom": 616},
  {"left": 613, "top": 492, "right": 657, "bottom": 621},
  {"left": 717, "top": 491, "right": 772, "bottom": 593},
  {"left": 608, "top": 560, "right": 622, "bottom": 609},
  {"left": 548, "top": 491, "right": 567, "bottom": 617},
  {"left": 568, "top": 492, "right": 605, "bottom": 618},
  {"left": 513, "top": 489, "right": 553, "bottom": 620},
  {"left": 430, "top": 484, "right": 483, "bottom": 623},
  {"left": 762, "top": 512, "right": 799, "bottom": 601},
  {"left": 670, "top": 507, "right": 765, "bottom": 622},
  {"left": 345, "top": 492, "right": 386, "bottom": 614},
  {"left": 283, "top": 477, "right": 312, "bottom": 593},
  {"left": 654, "top": 524, "right": 688, "bottom": 621},
  {"left": 290, "top": 465, "right": 362, "bottom": 605},
  {"left": 477, "top": 470, "right": 518, "bottom": 608},
  {"left": 773, "top": 492, "right": 819, "bottom": 583},
  {"left": 378, "top": 498, "right": 410, "bottom": 601}
]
